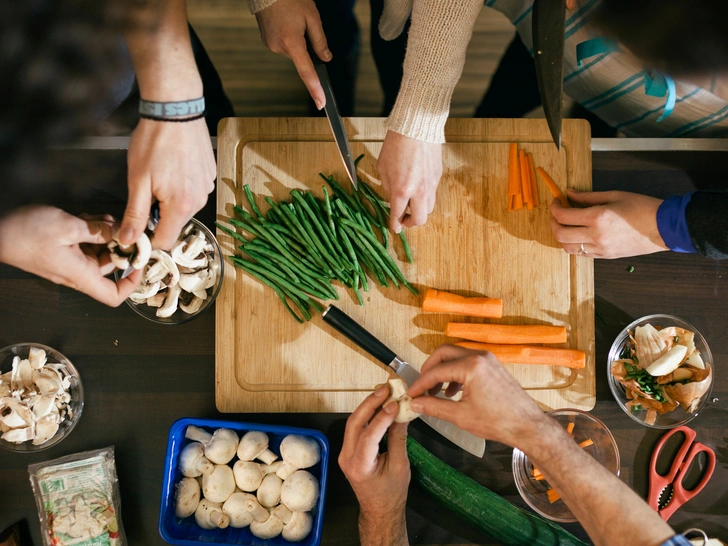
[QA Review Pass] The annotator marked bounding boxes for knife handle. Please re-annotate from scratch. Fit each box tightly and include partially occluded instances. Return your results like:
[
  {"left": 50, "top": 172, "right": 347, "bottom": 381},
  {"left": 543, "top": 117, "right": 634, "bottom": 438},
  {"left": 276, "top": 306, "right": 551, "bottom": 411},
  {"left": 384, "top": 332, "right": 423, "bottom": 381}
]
[{"left": 322, "top": 305, "right": 397, "bottom": 365}]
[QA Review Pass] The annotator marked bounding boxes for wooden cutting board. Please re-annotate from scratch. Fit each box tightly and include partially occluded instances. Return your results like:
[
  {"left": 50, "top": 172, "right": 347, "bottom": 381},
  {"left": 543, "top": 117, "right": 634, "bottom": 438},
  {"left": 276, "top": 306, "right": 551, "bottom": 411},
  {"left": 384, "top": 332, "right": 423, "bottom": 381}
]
[{"left": 216, "top": 118, "right": 594, "bottom": 413}]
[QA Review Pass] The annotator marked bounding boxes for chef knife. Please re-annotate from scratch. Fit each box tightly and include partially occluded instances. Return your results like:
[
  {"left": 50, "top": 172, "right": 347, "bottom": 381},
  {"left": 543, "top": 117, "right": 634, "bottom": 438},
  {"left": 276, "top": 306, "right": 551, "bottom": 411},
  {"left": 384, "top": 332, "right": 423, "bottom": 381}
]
[
  {"left": 308, "top": 45, "right": 358, "bottom": 190},
  {"left": 322, "top": 305, "right": 486, "bottom": 458},
  {"left": 120, "top": 202, "right": 160, "bottom": 279},
  {"left": 533, "top": 0, "right": 566, "bottom": 150}
]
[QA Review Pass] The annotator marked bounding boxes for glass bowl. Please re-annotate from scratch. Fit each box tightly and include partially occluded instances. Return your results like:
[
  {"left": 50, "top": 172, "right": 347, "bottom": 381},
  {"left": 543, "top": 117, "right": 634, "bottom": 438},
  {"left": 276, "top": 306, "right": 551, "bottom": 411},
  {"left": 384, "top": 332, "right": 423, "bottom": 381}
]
[
  {"left": 512, "top": 409, "right": 620, "bottom": 522},
  {"left": 607, "top": 314, "right": 713, "bottom": 429},
  {"left": 0, "top": 343, "right": 84, "bottom": 453},
  {"left": 118, "top": 218, "right": 224, "bottom": 325}
]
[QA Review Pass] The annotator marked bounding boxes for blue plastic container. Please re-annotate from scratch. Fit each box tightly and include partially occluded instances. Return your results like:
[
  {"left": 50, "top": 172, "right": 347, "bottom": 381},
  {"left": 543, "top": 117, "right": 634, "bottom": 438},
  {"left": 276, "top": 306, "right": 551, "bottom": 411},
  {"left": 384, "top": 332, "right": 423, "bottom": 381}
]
[{"left": 159, "top": 418, "right": 329, "bottom": 546}]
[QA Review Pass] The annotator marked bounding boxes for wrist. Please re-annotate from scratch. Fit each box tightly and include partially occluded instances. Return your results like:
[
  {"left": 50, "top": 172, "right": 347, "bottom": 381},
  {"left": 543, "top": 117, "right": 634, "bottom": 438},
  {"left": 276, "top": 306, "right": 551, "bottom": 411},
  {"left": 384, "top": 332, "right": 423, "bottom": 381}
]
[
  {"left": 517, "top": 414, "right": 568, "bottom": 460},
  {"left": 359, "top": 507, "right": 407, "bottom": 546}
]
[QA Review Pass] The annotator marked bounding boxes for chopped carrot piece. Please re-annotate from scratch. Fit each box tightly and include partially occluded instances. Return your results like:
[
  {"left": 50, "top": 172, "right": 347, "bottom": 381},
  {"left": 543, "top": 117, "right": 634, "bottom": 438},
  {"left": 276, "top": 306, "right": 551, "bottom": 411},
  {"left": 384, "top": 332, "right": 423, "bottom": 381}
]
[
  {"left": 454, "top": 342, "right": 585, "bottom": 369},
  {"left": 445, "top": 323, "right": 567, "bottom": 345},
  {"left": 520, "top": 150, "right": 533, "bottom": 208},
  {"left": 422, "top": 289, "right": 503, "bottom": 318},
  {"left": 531, "top": 467, "right": 542, "bottom": 477},
  {"left": 534, "top": 474, "right": 546, "bottom": 481},
  {"left": 537, "top": 167, "right": 570, "bottom": 208},
  {"left": 579, "top": 439, "right": 594, "bottom": 448},
  {"left": 527, "top": 153, "right": 539, "bottom": 207},
  {"left": 513, "top": 192, "right": 523, "bottom": 210},
  {"left": 508, "top": 143, "right": 519, "bottom": 197},
  {"left": 547, "top": 488, "right": 561, "bottom": 503},
  {"left": 567, "top": 422, "right": 575, "bottom": 436}
]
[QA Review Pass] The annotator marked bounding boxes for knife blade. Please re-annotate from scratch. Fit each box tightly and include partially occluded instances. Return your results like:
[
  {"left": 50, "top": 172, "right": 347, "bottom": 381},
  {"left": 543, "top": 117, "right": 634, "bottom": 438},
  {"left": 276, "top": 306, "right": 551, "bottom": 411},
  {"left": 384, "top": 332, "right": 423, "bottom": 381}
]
[
  {"left": 120, "top": 202, "right": 160, "bottom": 279},
  {"left": 322, "top": 305, "right": 486, "bottom": 458},
  {"left": 533, "top": 0, "right": 566, "bottom": 150},
  {"left": 308, "top": 45, "right": 358, "bottom": 190}
]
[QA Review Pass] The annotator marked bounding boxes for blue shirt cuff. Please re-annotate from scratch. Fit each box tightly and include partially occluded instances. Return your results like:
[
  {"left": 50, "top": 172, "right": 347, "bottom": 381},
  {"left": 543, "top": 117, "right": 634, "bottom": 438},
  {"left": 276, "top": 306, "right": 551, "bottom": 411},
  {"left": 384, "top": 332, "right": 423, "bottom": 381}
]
[
  {"left": 660, "top": 535, "right": 693, "bottom": 546},
  {"left": 656, "top": 193, "right": 697, "bottom": 253}
]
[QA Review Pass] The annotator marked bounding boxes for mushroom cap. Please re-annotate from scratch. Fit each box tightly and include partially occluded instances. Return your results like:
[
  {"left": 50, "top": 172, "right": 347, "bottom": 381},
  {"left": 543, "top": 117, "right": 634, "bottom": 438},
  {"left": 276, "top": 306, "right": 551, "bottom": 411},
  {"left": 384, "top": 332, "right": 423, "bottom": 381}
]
[
  {"left": 250, "top": 513, "right": 284, "bottom": 540},
  {"left": 195, "top": 499, "right": 230, "bottom": 530},
  {"left": 282, "top": 511, "right": 313, "bottom": 542},
  {"left": 280, "top": 435, "right": 321, "bottom": 470},
  {"left": 130, "top": 232, "right": 152, "bottom": 269},
  {"left": 175, "top": 477, "right": 201, "bottom": 518},
  {"left": 281, "top": 470, "right": 319, "bottom": 512},
  {"left": 237, "top": 430, "right": 270, "bottom": 461},
  {"left": 179, "top": 442, "right": 213, "bottom": 478},
  {"left": 256, "top": 473, "right": 283, "bottom": 508},
  {"left": 202, "top": 465, "right": 236, "bottom": 503},
  {"left": 222, "top": 492, "right": 256, "bottom": 528},
  {"left": 204, "top": 428, "right": 239, "bottom": 464},
  {"left": 233, "top": 460, "right": 264, "bottom": 492}
]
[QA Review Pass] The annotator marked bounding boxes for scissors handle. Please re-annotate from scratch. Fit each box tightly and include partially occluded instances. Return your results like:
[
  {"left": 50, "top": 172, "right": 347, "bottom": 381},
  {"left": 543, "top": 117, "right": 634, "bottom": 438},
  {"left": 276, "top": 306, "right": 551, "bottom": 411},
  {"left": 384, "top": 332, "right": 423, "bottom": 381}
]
[
  {"left": 660, "top": 441, "right": 716, "bottom": 521},
  {"left": 648, "top": 426, "right": 695, "bottom": 510}
]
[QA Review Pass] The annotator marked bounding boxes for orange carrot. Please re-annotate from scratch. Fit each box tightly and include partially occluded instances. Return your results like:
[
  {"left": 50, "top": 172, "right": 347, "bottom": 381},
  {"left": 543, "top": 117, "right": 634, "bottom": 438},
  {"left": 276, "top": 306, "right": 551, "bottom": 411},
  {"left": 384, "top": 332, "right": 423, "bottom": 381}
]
[
  {"left": 508, "top": 143, "right": 519, "bottom": 199},
  {"left": 534, "top": 474, "right": 546, "bottom": 481},
  {"left": 520, "top": 150, "right": 533, "bottom": 208},
  {"left": 527, "top": 153, "right": 539, "bottom": 207},
  {"left": 537, "top": 167, "right": 570, "bottom": 208},
  {"left": 567, "top": 422, "right": 575, "bottom": 436},
  {"left": 422, "top": 289, "right": 503, "bottom": 318},
  {"left": 454, "top": 342, "right": 585, "bottom": 369},
  {"left": 446, "top": 323, "right": 567, "bottom": 345},
  {"left": 579, "top": 438, "right": 594, "bottom": 448},
  {"left": 547, "top": 488, "right": 561, "bottom": 503},
  {"left": 513, "top": 192, "right": 524, "bottom": 210}
]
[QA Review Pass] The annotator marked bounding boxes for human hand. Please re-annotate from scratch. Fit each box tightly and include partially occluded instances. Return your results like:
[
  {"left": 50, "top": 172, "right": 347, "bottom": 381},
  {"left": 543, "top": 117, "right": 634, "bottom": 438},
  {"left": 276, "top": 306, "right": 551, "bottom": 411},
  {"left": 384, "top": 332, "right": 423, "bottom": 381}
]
[
  {"left": 255, "top": 0, "right": 331, "bottom": 109},
  {"left": 121, "top": 117, "right": 215, "bottom": 250},
  {"left": 566, "top": 0, "right": 577, "bottom": 9},
  {"left": 550, "top": 189, "right": 668, "bottom": 259},
  {"left": 377, "top": 131, "right": 443, "bottom": 233},
  {"left": 408, "top": 345, "right": 547, "bottom": 448},
  {"left": 0, "top": 206, "right": 141, "bottom": 306},
  {"left": 339, "top": 385, "right": 410, "bottom": 543}
]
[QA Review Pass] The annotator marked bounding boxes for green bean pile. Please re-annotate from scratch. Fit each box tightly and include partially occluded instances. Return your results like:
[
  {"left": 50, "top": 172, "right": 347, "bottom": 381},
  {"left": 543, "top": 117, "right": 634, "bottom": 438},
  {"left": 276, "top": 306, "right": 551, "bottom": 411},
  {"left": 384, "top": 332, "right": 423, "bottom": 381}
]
[{"left": 216, "top": 168, "right": 416, "bottom": 323}]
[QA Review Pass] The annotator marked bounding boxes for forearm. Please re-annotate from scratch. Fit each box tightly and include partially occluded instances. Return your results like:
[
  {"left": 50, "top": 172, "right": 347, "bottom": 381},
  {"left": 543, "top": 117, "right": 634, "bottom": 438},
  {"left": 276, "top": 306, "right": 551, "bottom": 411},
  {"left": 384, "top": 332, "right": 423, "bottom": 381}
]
[
  {"left": 358, "top": 508, "right": 408, "bottom": 546},
  {"left": 386, "top": 0, "right": 482, "bottom": 143},
  {"left": 124, "top": 0, "right": 202, "bottom": 100},
  {"left": 525, "top": 417, "right": 673, "bottom": 546}
]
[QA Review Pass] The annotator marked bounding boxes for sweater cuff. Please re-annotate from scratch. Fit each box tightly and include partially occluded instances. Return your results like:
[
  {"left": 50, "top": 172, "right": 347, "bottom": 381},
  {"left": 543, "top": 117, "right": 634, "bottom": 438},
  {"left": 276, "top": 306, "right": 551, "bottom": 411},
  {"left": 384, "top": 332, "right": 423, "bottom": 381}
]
[
  {"left": 656, "top": 193, "right": 697, "bottom": 253},
  {"left": 385, "top": 78, "right": 453, "bottom": 144},
  {"left": 248, "top": 0, "right": 279, "bottom": 14}
]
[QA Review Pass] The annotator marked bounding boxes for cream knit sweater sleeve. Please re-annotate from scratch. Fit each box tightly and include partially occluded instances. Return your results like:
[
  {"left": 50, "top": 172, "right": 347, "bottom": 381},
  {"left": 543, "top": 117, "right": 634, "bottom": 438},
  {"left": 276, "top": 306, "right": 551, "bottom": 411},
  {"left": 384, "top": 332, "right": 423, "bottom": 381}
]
[
  {"left": 248, "top": 0, "right": 278, "bottom": 14},
  {"left": 384, "top": 0, "right": 483, "bottom": 143}
]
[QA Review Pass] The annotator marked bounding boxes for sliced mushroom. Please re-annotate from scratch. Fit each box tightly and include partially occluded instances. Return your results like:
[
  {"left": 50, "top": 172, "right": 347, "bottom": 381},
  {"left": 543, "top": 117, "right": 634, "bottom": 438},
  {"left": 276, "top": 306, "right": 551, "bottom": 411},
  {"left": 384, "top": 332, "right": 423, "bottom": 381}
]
[
  {"left": 129, "top": 281, "right": 161, "bottom": 303},
  {"left": 108, "top": 232, "right": 152, "bottom": 270},
  {"left": 157, "top": 286, "right": 182, "bottom": 318},
  {"left": 32, "top": 418, "right": 59, "bottom": 445},
  {"left": 146, "top": 292, "right": 166, "bottom": 307},
  {"left": 172, "top": 231, "right": 208, "bottom": 269},
  {"left": 28, "top": 347, "right": 47, "bottom": 370},
  {"left": 178, "top": 272, "right": 208, "bottom": 293},
  {"left": 180, "top": 296, "right": 204, "bottom": 315},
  {"left": 146, "top": 251, "right": 180, "bottom": 287}
]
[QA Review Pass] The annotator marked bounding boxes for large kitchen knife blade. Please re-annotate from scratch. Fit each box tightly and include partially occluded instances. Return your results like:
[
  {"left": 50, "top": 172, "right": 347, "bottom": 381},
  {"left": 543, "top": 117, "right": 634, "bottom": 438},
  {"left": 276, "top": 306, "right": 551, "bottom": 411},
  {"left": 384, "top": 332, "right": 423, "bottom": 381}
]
[
  {"left": 308, "top": 46, "right": 358, "bottom": 190},
  {"left": 533, "top": 0, "right": 566, "bottom": 150},
  {"left": 322, "top": 305, "right": 486, "bottom": 458}
]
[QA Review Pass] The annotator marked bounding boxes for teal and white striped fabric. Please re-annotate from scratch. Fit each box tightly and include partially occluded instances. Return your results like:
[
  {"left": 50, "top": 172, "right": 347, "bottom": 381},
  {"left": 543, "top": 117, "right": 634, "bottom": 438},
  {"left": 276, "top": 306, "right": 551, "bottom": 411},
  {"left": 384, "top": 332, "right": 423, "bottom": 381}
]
[{"left": 485, "top": 0, "right": 728, "bottom": 137}]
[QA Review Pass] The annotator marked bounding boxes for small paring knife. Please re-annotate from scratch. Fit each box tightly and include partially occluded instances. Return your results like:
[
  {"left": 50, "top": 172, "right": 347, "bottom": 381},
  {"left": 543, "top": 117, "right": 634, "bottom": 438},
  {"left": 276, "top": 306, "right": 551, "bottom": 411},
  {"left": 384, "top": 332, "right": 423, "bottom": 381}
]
[
  {"left": 307, "top": 44, "right": 358, "bottom": 190},
  {"left": 322, "top": 305, "right": 486, "bottom": 458}
]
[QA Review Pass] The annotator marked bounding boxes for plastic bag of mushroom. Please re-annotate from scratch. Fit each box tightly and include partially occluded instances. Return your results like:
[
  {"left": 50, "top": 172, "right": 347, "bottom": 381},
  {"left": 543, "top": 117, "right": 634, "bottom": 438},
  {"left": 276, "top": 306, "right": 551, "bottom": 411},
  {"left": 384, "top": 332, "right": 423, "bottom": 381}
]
[
  {"left": 118, "top": 221, "right": 220, "bottom": 318},
  {"left": 0, "top": 347, "right": 73, "bottom": 446},
  {"left": 174, "top": 426, "right": 320, "bottom": 542}
]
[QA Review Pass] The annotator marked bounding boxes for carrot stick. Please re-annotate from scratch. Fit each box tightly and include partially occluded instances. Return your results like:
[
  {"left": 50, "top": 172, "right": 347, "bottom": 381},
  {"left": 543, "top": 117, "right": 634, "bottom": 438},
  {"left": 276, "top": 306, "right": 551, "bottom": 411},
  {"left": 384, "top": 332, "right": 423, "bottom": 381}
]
[
  {"left": 566, "top": 422, "right": 575, "bottom": 436},
  {"left": 520, "top": 150, "right": 533, "bottom": 208},
  {"left": 446, "top": 323, "right": 567, "bottom": 345},
  {"left": 513, "top": 192, "right": 524, "bottom": 210},
  {"left": 508, "top": 143, "right": 519, "bottom": 198},
  {"left": 579, "top": 438, "right": 594, "bottom": 448},
  {"left": 527, "top": 153, "right": 539, "bottom": 207},
  {"left": 537, "top": 167, "right": 570, "bottom": 208},
  {"left": 534, "top": 474, "right": 546, "bottom": 481},
  {"left": 454, "top": 342, "right": 585, "bottom": 369},
  {"left": 547, "top": 488, "right": 561, "bottom": 503},
  {"left": 422, "top": 289, "right": 503, "bottom": 318},
  {"left": 532, "top": 467, "right": 543, "bottom": 477}
]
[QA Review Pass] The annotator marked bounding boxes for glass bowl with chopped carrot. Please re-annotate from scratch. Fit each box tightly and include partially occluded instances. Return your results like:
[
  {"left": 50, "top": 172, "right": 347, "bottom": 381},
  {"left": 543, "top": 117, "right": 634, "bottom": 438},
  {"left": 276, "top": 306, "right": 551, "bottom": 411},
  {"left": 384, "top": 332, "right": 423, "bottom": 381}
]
[
  {"left": 608, "top": 315, "right": 713, "bottom": 429},
  {"left": 512, "top": 409, "right": 620, "bottom": 522}
]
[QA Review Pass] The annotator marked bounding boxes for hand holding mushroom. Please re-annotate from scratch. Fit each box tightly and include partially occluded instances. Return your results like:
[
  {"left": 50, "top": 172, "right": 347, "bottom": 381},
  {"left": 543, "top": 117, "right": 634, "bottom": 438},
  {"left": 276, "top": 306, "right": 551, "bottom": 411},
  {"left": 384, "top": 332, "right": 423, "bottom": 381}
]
[{"left": 0, "top": 205, "right": 141, "bottom": 306}]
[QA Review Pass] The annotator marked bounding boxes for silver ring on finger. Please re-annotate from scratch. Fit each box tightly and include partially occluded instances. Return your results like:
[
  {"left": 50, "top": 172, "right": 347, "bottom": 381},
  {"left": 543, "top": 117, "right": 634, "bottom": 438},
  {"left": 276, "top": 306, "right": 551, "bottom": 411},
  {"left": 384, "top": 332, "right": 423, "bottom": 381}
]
[{"left": 577, "top": 243, "right": 588, "bottom": 256}]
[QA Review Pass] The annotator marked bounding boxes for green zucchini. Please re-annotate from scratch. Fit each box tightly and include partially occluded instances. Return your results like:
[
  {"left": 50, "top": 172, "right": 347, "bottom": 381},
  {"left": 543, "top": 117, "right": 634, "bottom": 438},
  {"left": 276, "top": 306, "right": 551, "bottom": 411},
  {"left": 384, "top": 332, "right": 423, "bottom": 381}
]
[{"left": 406, "top": 437, "right": 587, "bottom": 546}]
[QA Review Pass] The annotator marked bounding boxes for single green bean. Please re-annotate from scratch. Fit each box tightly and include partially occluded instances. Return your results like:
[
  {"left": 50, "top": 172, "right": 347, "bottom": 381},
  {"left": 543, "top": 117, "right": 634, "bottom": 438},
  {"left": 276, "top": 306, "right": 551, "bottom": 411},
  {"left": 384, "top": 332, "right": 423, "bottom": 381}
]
[
  {"left": 216, "top": 223, "right": 249, "bottom": 245},
  {"left": 243, "top": 185, "right": 265, "bottom": 222}
]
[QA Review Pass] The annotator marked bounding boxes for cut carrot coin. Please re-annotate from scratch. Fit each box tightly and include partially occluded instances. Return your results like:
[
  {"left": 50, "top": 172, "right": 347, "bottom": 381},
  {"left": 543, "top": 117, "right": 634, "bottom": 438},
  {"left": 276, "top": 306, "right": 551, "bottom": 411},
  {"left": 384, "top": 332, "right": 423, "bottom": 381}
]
[
  {"left": 537, "top": 167, "right": 570, "bottom": 208},
  {"left": 527, "top": 153, "right": 539, "bottom": 207},
  {"left": 454, "top": 342, "right": 585, "bottom": 369},
  {"left": 446, "top": 323, "right": 568, "bottom": 345},
  {"left": 422, "top": 289, "right": 503, "bottom": 318}
]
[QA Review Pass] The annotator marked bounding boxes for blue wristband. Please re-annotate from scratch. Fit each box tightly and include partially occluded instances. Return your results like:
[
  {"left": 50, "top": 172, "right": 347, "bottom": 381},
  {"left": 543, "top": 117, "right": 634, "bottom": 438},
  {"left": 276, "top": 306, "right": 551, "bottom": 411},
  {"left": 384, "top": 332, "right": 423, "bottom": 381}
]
[{"left": 656, "top": 193, "right": 697, "bottom": 253}]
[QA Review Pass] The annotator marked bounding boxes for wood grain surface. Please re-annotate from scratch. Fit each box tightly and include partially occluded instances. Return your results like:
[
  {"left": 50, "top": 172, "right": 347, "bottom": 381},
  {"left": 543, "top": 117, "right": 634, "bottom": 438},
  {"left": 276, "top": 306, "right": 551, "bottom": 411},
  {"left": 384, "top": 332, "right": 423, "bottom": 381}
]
[{"left": 216, "top": 118, "right": 595, "bottom": 413}]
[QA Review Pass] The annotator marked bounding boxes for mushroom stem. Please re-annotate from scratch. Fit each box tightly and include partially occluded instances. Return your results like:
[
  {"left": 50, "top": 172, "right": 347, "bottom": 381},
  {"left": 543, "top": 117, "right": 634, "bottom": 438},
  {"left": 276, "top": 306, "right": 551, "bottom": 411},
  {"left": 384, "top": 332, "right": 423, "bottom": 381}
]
[{"left": 244, "top": 497, "right": 271, "bottom": 523}]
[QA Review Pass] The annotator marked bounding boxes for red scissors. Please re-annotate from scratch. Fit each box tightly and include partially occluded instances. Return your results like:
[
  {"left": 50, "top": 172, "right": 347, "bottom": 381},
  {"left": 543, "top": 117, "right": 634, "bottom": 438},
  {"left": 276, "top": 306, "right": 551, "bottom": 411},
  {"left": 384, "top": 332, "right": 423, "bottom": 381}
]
[{"left": 647, "top": 425, "right": 716, "bottom": 521}]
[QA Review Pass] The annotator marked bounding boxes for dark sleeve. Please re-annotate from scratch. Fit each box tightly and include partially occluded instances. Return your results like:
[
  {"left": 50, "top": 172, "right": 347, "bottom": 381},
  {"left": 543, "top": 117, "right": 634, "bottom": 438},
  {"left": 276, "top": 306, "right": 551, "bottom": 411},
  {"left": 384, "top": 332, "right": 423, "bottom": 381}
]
[{"left": 685, "top": 190, "right": 728, "bottom": 259}]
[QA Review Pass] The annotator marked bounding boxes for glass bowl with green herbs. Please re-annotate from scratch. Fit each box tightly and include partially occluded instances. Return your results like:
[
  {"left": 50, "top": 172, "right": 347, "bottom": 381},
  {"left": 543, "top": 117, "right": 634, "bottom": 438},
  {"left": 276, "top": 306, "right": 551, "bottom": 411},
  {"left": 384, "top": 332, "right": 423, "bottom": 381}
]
[{"left": 608, "top": 314, "right": 713, "bottom": 428}]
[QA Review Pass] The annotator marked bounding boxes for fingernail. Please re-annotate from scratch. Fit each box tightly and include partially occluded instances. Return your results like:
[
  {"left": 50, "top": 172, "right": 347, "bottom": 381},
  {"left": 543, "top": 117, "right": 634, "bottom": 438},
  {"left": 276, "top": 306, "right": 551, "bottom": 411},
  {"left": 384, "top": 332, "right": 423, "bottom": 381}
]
[
  {"left": 323, "top": 49, "right": 333, "bottom": 61},
  {"left": 120, "top": 225, "right": 134, "bottom": 244},
  {"left": 383, "top": 401, "right": 398, "bottom": 413},
  {"left": 411, "top": 400, "right": 423, "bottom": 412},
  {"left": 315, "top": 99, "right": 324, "bottom": 110},
  {"left": 394, "top": 226, "right": 402, "bottom": 234},
  {"left": 375, "top": 386, "right": 387, "bottom": 396}
]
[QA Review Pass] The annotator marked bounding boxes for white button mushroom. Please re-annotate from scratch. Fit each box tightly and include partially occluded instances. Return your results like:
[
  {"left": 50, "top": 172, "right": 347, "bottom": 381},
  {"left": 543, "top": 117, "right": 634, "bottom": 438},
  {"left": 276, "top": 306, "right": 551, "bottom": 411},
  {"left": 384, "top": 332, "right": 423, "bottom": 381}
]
[
  {"left": 256, "top": 473, "right": 283, "bottom": 508},
  {"left": 237, "top": 431, "right": 278, "bottom": 465},
  {"left": 276, "top": 435, "right": 321, "bottom": 480},
  {"left": 195, "top": 499, "right": 230, "bottom": 530},
  {"left": 107, "top": 231, "right": 151, "bottom": 270},
  {"left": 172, "top": 231, "right": 208, "bottom": 269},
  {"left": 385, "top": 378, "right": 421, "bottom": 423},
  {"left": 233, "top": 460, "right": 264, "bottom": 492},
  {"left": 28, "top": 347, "right": 47, "bottom": 369},
  {"left": 242, "top": 496, "right": 271, "bottom": 523},
  {"left": 282, "top": 511, "right": 313, "bottom": 542},
  {"left": 272, "top": 504, "right": 292, "bottom": 525},
  {"left": 178, "top": 442, "right": 214, "bottom": 478},
  {"left": 281, "top": 470, "right": 319, "bottom": 512},
  {"left": 184, "top": 426, "right": 239, "bottom": 465},
  {"left": 249, "top": 511, "right": 284, "bottom": 540},
  {"left": 157, "top": 285, "right": 182, "bottom": 318},
  {"left": 202, "top": 465, "right": 236, "bottom": 503},
  {"left": 261, "top": 461, "right": 283, "bottom": 475},
  {"left": 222, "top": 492, "right": 256, "bottom": 528},
  {"left": 146, "top": 250, "right": 180, "bottom": 287},
  {"left": 175, "top": 477, "right": 201, "bottom": 518}
]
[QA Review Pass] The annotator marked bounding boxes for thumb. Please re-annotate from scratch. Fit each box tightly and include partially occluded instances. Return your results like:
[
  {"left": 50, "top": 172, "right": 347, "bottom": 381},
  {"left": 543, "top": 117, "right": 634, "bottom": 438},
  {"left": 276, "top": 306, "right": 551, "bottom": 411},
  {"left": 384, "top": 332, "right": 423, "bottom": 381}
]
[
  {"left": 410, "top": 395, "right": 460, "bottom": 422},
  {"left": 379, "top": 0, "right": 414, "bottom": 41},
  {"left": 121, "top": 177, "right": 153, "bottom": 246},
  {"left": 566, "top": 189, "right": 616, "bottom": 207}
]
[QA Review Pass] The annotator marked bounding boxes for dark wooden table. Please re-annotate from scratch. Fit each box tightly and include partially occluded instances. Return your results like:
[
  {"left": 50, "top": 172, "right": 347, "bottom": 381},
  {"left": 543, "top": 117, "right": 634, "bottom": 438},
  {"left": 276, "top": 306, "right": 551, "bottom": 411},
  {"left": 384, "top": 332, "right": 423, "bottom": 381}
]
[{"left": 1, "top": 146, "right": 726, "bottom": 545}]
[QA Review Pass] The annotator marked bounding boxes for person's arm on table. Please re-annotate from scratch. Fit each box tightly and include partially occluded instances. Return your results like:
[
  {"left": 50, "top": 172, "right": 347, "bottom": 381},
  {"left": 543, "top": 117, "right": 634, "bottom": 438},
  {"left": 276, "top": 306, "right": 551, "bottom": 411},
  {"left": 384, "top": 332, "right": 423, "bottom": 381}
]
[
  {"left": 377, "top": 0, "right": 482, "bottom": 232},
  {"left": 407, "top": 345, "right": 677, "bottom": 546},
  {"left": 339, "top": 386, "right": 410, "bottom": 546},
  {"left": 122, "top": 0, "right": 216, "bottom": 250}
]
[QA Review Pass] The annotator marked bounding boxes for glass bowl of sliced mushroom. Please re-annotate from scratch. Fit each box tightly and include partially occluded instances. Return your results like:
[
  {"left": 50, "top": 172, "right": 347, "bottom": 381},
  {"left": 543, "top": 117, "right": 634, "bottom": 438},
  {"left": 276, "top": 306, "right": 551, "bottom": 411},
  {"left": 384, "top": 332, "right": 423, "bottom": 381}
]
[
  {"left": 116, "top": 218, "right": 224, "bottom": 325},
  {"left": 0, "top": 343, "right": 83, "bottom": 452}
]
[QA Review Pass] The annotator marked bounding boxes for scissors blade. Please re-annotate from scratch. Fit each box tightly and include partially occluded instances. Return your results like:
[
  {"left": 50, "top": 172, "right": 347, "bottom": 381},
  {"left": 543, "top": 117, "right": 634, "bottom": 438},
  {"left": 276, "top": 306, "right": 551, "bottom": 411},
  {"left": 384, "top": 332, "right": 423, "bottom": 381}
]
[
  {"left": 533, "top": 0, "right": 565, "bottom": 150},
  {"left": 308, "top": 48, "right": 358, "bottom": 190}
]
